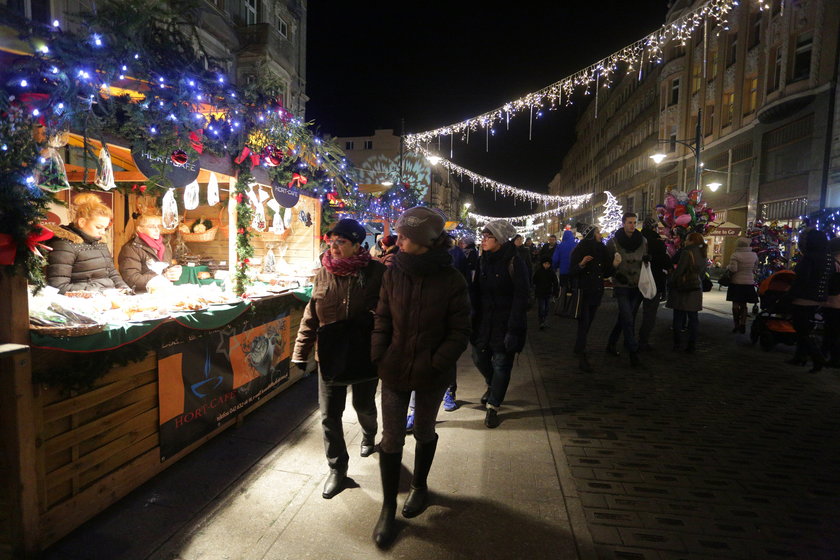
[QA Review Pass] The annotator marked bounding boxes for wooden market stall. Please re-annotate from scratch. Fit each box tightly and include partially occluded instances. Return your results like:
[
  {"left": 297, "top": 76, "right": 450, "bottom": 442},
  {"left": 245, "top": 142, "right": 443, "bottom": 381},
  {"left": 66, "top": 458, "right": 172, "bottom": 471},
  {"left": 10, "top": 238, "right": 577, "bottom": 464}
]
[{"left": 0, "top": 144, "right": 323, "bottom": 556}]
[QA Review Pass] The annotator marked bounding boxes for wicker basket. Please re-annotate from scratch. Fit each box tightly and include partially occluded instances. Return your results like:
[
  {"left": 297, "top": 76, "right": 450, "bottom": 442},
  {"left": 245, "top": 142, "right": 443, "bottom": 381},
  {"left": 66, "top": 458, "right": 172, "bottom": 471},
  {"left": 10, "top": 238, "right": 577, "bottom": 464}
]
[
  {"left": 30, "top": 323, "right": 106, "bottom": 338},
  {"left": 217, "top": 207, "right": 229, "bottom": 236},
  {"left": 181, "top": 211, "right": 218, "bottom": 243}
]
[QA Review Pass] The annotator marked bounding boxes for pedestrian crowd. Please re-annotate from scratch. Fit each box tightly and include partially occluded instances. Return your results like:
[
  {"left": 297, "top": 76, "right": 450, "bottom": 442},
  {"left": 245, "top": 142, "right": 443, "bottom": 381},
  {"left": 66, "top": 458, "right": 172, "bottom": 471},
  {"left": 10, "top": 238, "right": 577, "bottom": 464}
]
[{"left": 290, "top": 206, "right": 837, "bottom": 549}]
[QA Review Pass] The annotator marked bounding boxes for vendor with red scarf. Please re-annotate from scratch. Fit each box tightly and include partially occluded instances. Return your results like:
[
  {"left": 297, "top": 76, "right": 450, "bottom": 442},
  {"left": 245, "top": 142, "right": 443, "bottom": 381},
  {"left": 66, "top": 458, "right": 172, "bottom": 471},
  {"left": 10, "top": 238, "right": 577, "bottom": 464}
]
[{"left": 118, "top": 214, "right": 181, "bottom": 293}]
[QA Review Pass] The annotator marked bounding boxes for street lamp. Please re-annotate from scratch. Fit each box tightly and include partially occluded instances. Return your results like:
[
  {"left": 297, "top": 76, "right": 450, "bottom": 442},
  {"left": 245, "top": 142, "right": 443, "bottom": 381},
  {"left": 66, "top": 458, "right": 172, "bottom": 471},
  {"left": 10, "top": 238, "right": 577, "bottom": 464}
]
[
  {"left": 706, "top": 182, "right": 722, "bottom": 192},
  {"left": 649, "top": 111, "right": 704, "bottom": 190}
]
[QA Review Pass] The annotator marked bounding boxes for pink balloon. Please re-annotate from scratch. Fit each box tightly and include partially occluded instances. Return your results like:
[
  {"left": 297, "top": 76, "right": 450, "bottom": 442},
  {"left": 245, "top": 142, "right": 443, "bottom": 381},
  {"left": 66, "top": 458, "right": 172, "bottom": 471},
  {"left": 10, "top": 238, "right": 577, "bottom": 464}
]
[
  {"left": 675, "top": 214, "right": 691, "bottom": 227},
  {"left": 665, "top": 195, "right": 677, "bottom": 210}
]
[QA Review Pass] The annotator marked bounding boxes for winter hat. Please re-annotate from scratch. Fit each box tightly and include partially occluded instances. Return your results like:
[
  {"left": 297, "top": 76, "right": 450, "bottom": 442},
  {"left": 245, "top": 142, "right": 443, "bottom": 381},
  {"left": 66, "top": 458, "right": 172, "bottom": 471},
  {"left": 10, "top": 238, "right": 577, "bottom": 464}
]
[
  {"left": 482, "top": 219, "right": 516, "bottom": 242},
  {"left": 829, "top": 236, "right": 840, "bottom": 255},
  {"left": 380, "top": 234, "right": 397, "bottom": 248},
  {"left": 326, "top": 218, "right": 366, "bottom": 244},
  {"left": 576, "top": 222, "right": 596, "bottom": 239},
  {"left": 395, "top": 206, "right": 446, "bottom": 247},
  {"left": 642, "top": 216, "right": 658, "bottom": 231},
  {"left": 736, "top": 236, "right": 751, "bottom": 248}
]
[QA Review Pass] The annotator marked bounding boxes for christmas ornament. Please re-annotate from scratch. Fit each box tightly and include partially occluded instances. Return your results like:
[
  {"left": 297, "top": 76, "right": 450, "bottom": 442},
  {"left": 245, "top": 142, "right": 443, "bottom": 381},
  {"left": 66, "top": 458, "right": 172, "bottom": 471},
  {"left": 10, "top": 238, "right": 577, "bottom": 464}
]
[
  {"left": 93, "top": 146, "right": 117, "bottom": 191},
  {"left": 162, "top": 188, "right": 179, "bottom": 230},
  {"left": 207, "top": 172, "right": 219, "bottom": 206},
  {"left": 170, "top": 150, "right": 188, "bottom": 166},
  {"left": 184, "top": 178, "right": 199, "bottom": 210},
  {"left": 262, "top": 145, "right": 284, "bottom": 167}
]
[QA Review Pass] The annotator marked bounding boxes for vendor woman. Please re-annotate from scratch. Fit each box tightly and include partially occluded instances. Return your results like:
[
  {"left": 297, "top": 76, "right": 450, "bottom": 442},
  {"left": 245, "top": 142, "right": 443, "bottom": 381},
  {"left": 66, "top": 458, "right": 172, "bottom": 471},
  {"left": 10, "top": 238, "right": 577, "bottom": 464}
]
[
  {"left": 45, "top": 192, "right": 130, "bottom": 294},
  {"left": 118, "top": 213, "right": 182, "bottom": 292}
]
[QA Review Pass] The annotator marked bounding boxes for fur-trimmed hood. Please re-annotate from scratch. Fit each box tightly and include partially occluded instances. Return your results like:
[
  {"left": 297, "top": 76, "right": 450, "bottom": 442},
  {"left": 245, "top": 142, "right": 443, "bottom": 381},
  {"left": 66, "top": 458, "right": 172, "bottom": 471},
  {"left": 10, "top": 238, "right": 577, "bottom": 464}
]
[{"left": 43, "top": 223, "right": 85, "bottom": 244}]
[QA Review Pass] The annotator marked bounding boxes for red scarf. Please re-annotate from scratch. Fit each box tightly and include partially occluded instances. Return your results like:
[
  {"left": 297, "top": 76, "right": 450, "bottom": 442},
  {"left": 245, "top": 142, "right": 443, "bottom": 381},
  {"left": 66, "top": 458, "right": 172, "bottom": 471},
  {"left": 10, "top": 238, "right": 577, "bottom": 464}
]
[
  {"left": 321, "top": 246, "right": 372, "bottom": 276},
  {"left": 137, "top": 232, "right": 166, "bottom": 260}
]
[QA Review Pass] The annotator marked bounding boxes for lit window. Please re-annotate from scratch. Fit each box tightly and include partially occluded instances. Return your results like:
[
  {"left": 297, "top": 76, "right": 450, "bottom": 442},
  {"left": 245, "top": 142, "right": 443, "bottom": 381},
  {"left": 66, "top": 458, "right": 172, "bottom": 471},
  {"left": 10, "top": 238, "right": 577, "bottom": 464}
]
[{"left": 743, "top": 76, "right": 758, "bottom": 115}]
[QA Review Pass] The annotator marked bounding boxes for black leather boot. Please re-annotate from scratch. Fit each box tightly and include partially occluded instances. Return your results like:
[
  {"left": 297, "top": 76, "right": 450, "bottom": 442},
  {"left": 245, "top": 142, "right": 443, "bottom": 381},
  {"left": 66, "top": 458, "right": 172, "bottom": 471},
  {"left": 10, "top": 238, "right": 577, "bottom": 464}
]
[
  {"left": 402, "top": 435, "right": 438, "bottom": 518},
  {"left": 373, "top": 450, "right": 402, "bottom": 548},
  {"left": 322, "top": 466, "right": 347, "bottom": 499}
]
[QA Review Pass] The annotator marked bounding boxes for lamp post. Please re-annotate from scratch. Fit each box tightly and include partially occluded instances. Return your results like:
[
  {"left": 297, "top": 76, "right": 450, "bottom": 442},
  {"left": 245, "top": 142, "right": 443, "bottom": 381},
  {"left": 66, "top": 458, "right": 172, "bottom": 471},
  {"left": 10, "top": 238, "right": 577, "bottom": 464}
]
[{"left": 650, "top": 111, "right": 703, "bottom": 191}]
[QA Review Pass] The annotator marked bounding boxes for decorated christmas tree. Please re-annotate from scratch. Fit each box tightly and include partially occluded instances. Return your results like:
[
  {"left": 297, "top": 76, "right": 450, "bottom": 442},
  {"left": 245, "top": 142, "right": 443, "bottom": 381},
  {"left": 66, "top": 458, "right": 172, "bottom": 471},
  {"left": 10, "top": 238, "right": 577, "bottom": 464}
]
[{"left": 598, "top": 191, "right": 623, "bottom": 240}]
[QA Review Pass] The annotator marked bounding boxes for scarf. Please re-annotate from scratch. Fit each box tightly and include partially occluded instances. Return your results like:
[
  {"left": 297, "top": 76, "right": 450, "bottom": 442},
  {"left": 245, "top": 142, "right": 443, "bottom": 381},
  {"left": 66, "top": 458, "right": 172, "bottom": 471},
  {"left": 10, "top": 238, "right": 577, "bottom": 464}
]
[
  {"left": 321, "top": 246, "right": 372, "bottom": 276},
  {"left": 614, "top": 228, "right": 644, "bottom": 252},
  {"left": 394, "top": 247, "right": 453, "bottom": 277},
  {"left": 137, "top": 232, "right": 166, "bottom": 260}
]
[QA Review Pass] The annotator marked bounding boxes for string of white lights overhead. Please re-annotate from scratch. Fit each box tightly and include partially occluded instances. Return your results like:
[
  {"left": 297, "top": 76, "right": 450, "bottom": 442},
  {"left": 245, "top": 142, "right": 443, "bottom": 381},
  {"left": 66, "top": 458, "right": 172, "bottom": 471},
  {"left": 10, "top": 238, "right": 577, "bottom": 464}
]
[
  {"left": 413, "top": 146, "right": 581, "bottom": 205},
  {"left": 468, "top": 194, "right": 593, "bottom": 224},
  {"left": 404, "top": 0, "right": 742, "bottom": 146}
]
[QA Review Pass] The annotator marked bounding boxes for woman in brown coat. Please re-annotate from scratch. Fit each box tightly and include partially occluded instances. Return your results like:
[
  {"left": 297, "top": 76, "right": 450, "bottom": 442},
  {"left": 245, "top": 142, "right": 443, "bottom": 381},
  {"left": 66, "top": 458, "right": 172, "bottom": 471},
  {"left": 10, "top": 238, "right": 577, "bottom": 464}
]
[
  {"left": 370, "top": 207, "right": 471, "bottom": 548},
  {"left": 293, "top": 219, "right": 386, "bottom": 499},
  {"left": 117, "top": 214, "right": 181, "bottom": 293}
]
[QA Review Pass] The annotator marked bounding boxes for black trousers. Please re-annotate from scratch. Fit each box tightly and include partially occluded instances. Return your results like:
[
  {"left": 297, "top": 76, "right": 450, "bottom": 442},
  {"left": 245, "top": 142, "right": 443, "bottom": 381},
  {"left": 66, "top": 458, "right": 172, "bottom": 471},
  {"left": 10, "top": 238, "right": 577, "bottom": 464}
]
[
  {"left": 791, "top": 304, "right": 820, "bottom": 362},
  {"left": 318, "top": 374, "right": 379, "bottom": 470}
]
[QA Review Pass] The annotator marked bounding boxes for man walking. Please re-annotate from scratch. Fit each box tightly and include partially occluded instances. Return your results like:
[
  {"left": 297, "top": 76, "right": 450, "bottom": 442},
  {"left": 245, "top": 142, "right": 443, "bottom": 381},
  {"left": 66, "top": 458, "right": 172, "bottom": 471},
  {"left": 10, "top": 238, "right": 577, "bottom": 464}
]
[{"left": 638, "top": 217, "right": 670, "bottom": 351}]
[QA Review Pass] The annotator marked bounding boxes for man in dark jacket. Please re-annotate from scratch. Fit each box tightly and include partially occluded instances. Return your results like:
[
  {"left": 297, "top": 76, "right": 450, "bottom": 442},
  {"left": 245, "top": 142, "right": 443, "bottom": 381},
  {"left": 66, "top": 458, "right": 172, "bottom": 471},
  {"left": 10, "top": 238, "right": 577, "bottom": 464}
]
[
  {"left": 637, "top": 217, "right": 670, "bottom": 350},
  {"left": 538, "top": 234, "right": 558, "bottom": 263},
  {"left": 470, "top": 219, "right": 530, "bottom": 428},
  {"left": 533, "top": 257, "right": 559, "bottom": 329}
]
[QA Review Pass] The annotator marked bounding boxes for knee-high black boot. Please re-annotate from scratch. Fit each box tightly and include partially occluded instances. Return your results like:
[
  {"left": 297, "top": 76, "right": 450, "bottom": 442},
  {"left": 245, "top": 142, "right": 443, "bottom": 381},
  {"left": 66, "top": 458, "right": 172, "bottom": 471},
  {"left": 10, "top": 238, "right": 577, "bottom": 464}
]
[
  {"left": 373, "top": 450, "right": 402, "bottom": 548},
  {"left": 402, "top": 434, "right": 438, "bottom": 518}
]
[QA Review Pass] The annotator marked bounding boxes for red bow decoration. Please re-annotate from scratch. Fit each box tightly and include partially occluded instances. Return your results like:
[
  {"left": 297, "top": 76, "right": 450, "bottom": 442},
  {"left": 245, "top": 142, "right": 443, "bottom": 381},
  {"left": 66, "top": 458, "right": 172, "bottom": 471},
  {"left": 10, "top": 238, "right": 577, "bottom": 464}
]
[
  {"left": 0, "top": 226, "right": 54, "bottom": 265},
  {"left": 234, "top": 146, "right": 261, "bottom": 167},
  {"left": 171, "top": 150, "right": 188, "bottom": 166},
  {"left": 262, "top": 145, "right": 284, "bottom": 167},
  {"left": 189, "top": 130, "right": 204, "bottom": 154},
  {"left": 288, "top": 173, "right": 308, "bottom": 188}
]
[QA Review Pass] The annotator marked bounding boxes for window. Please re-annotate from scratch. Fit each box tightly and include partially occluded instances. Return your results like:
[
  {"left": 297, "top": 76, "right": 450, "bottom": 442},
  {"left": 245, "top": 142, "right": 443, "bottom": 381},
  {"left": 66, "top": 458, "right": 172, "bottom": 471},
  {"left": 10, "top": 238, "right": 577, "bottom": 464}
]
[
  {"left": 749, "top": 12, "right": 761, "bottom": 48},
  {"left": 276, "top": 15, "right": 288, "bottom": 37},
  {"left": 707, "top": 49, "right": 718, "bottom": 81},
  {"left": 363, "top": 140, "right": 373, "bottom": 150},
  {"left": 743, "top": 76, "right": 758, "bottom": 114},
  {"left": 691, "top": 61, "right": 701, "bottom": 94},
  {"left": 768, "top": 46, "right": 782, "bottom": 92},
  {"left": 791, "top": 32, "right": 813, "bottom": 82},
  {"left": 670, "top": 78, "right": 680, "bottom": 106},
  {"left": 7, "top": 0, "right": 50, "bottom": 24},
  {"left": 726, "top": 33, "right": 738, "bottom": 67},
  {"left": 244, "top": 0, "right": 258, "bottom": 25},
  {"left": 344, "top": 141, "right": 354, "bottom": 150},
  {"left": 722, "top": 91, "right": 735, "bottom": 127},
  {"left": 704, "top": 105, "right": 714, "bottom": 136}
]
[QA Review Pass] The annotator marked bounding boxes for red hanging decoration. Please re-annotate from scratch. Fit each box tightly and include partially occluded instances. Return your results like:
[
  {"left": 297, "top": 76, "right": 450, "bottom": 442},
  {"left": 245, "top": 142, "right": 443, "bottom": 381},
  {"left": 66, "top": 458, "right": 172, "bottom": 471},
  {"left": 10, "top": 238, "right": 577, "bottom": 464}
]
[
  {"left": 288, "top": 172, "right": 308, "bottom": 188},
  {"left": 170, "top": 150, "right": 188, "bottom": 166},
  {"left": 262, "top": 145, "right": 284, "bottom": 167},
  {"left": 189, "top": 130, "right": 204, "bottom": 154},
  {"left": 234, "top": 146, "right": 260, "bottom": 167}
]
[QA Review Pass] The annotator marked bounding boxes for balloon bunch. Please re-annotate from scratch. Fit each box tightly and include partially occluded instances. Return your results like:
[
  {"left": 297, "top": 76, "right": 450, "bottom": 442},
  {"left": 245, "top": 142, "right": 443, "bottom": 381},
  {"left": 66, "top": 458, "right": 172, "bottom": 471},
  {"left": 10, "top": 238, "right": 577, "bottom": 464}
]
[
  {"left": 745, "top": 220, "right": 794, "bottom": 281},
  {"left": 655, "top": 189, "right": 717, "bottom": 255}
]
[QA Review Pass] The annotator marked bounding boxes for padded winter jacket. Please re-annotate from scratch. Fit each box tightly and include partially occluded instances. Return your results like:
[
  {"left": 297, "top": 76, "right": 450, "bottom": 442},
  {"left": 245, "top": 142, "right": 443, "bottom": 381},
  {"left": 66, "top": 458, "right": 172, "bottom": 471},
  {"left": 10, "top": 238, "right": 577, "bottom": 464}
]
[
  {"left": 117, "top": 235, "right": 173, "bottom": 293},
  {"left": 552, "top": 229, "right": 578, "bottom": 275},
  {"left": 606, "top": 229, "right": 648, "bottom": 289},
  {"left": 372, "top": 249, "right": 471, "bottom": 392},
  {"left": 45, "top": 224, "right": 129, "bottom": 294},
  {"left": 727, "top": 247, "right": 758, "bottom": 285}
]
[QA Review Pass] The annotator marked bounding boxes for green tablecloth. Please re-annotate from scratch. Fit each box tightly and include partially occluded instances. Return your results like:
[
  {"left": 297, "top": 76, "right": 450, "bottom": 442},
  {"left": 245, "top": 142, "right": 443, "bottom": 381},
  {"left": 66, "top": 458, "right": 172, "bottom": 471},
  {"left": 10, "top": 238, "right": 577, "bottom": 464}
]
[
  {"left": 174, "top": 265, "right": 224, "bottom": 287},
  {"left": 29, "top": 287, "right": 313, "bottom": 353}
]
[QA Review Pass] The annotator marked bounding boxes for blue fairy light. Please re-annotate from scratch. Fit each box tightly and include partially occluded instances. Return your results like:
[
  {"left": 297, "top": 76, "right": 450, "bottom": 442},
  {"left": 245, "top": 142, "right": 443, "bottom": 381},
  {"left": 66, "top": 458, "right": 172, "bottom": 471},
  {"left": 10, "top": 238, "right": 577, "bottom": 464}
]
[
  {"left": 51, "top": 66, "right": 58, "bottom": 74},
  {"left": 150, "top": 127, "right": 157, "bottom": 134},
  {"left": 52, "top": 20, "right": 60, "bottom": 27},
  {"left": 20, "top": 79, "right": 28, "bottom": 87},
  {"left": 32, "top": 109, "right": 40, "bottom": 116},
  {"left": 92, "top": 34, "right": 102, "bottom": 46}
]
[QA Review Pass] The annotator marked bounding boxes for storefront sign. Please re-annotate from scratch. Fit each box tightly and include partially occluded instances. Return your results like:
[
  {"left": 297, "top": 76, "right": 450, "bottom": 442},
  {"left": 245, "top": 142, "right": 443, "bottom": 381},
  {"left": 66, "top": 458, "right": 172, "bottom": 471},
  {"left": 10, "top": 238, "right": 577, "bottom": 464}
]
[
  {"left": 132, "top": 148, "right": 200, "bottom": 188},
  {"left": 272, "top": 182, "right": 300, "bottom": 208},
  {"left": 157, "top": 313, "right": 291, "bottom": 461},
  {"left": 710, "top": 226, "right": 742, "bottom": 236}
]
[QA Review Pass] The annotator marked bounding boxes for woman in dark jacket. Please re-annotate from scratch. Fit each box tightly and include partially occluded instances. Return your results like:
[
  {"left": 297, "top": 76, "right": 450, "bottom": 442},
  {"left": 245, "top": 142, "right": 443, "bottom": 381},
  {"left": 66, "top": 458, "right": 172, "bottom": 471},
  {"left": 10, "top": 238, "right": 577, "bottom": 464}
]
[
  {"left": 371, "top": 207, "right": 471, "bottom": 548},
  {"left": 666, "top": 232, "right": 707, "bottom": 353},
  {"left": 118, "top": 214, "right": 181, "bottom": 293},
  {"left": 293, "top": 219, "right": 386, "bottom": 500},
  {"left": 470, "top": 219, "right": 530, "bottom": 429},
  {"left": 787, "top": 228, "right": 833, "bottom": 372},
  {"left": 569, "top": 223, "right": 614, "bottom": 372},
  {"left": 45, "top": 193, "right": 129, "bottom": 294},
  {"left": 638, "top": 217, "right": 670, "bottom": 350}
]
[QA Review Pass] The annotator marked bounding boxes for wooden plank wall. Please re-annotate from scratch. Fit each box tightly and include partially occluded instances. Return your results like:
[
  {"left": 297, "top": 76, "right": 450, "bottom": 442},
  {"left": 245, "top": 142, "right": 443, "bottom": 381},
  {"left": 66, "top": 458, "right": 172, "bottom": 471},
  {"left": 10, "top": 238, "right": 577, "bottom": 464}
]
[{"left": 29, "top": 302, "right": 307, "bottom": 550}]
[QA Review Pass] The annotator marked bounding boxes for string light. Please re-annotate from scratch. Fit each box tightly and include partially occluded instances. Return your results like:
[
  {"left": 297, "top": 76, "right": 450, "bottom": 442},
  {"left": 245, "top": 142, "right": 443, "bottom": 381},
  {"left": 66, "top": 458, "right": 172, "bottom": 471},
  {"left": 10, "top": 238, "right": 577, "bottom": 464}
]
[
  {"left": 468, "top": 197, "right": 592, "bottom": 224},
  {"left": 405, "top": 0, "right": 738, "bottom": 145}
]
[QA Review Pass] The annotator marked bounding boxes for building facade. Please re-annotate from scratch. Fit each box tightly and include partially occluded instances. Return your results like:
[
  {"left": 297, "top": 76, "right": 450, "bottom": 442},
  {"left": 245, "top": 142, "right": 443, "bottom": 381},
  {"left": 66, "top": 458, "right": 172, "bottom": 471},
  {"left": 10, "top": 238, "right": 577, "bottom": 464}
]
[
  {"left": 549, "top": 0, "right": 839, "bottom": 263},
  {"left": 5, "top": 0, "right": 308, "bottom": 115},
  {"left": 336, "top": 129, "right": 463, "bottom": 220}
]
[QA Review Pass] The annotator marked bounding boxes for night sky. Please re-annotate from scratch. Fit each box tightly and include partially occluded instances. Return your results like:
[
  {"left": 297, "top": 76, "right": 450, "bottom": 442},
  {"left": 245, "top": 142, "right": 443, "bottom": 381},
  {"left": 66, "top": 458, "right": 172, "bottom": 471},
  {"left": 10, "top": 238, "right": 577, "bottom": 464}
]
[{"left": 305, "top": 1, "right": 669, "bottom": 217}]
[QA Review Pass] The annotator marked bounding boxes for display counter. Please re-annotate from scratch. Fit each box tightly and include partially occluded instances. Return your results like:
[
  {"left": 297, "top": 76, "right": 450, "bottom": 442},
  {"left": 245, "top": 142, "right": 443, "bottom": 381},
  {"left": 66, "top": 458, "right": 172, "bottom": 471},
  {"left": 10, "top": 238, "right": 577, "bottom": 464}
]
[{"left": 2, "top": 288, "right": 311, "bottom": 555}]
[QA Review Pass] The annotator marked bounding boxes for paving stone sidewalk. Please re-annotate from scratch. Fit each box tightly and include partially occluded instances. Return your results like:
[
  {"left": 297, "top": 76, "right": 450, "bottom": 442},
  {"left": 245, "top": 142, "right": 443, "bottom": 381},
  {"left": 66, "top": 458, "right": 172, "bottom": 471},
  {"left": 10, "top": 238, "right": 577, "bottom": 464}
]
[{"left": 532, "top": 296, "right": 840, "bottom": 560}]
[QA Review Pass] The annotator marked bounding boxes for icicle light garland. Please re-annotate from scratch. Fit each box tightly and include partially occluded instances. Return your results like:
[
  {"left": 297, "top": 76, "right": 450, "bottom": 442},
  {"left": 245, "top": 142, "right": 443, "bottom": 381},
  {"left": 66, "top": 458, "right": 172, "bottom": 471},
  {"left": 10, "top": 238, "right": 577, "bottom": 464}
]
[
  {"left": 468, "top": 195, "right": 593, "bottom": 224},
  {"left": 404, "top": 0, "right": 740, "bottom": 146},
  {"left": 413, "top": 146, "right": 583, "bottom": 205}
]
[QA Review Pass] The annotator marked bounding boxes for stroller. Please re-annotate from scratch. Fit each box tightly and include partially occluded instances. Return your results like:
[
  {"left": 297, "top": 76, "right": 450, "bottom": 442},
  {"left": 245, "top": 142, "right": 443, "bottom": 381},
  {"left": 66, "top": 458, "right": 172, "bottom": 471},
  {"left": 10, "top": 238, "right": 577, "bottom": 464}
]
[{"left": 750, "top": 270, "right": 798, "bottom": 351}]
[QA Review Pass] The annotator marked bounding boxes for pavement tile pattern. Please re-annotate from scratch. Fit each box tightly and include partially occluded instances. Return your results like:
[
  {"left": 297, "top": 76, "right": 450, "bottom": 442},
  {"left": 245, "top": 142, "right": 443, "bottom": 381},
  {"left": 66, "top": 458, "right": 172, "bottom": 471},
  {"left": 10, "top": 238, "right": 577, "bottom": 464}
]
[{"left": 530, "top": 296, "right": 840, "bottom": 560}]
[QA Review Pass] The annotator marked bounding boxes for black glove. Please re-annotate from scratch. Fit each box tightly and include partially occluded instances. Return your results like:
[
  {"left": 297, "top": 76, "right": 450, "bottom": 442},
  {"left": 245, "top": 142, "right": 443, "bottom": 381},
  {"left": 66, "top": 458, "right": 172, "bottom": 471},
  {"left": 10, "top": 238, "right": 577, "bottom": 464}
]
[{"left": 642, "top": 254, "right": 651, "bottom": 264}]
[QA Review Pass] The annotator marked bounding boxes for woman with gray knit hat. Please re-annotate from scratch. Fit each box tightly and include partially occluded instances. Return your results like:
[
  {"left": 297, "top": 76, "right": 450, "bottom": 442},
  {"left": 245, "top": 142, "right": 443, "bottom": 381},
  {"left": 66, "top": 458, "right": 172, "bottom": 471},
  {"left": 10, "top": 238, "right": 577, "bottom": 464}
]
[
  {"left": 470, "top": 218, "right": 531, "bottom": 429},
  {"left": 371, "top": 206, "right": 471, "bottom": 547}
]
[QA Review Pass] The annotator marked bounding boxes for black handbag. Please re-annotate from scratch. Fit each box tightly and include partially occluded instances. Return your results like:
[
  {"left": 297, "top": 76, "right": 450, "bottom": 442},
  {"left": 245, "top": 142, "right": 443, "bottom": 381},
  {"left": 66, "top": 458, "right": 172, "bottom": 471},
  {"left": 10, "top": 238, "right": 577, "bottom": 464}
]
[
  {"left": 317, "top": 313, "right": 375, "bottom": 384},
  {"left": 718, "top": 268, "right": 733, "bottom": 287}
]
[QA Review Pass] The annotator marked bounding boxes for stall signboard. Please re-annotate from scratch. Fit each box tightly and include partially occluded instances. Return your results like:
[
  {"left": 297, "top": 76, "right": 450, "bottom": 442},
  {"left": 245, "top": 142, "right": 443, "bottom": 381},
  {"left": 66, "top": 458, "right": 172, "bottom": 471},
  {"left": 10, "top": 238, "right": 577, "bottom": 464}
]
[
  {"left": 709, "top": 222, "right": 742, "bottom": 236},
  {"left": 157, "top": 313, "right": 291, "bottom": 460},
  {"left": 272, "top": 181, "right": 301, "bottom": 208},
  {"left": 133, "top": 148, "right": 200, "bottom": 188}
]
